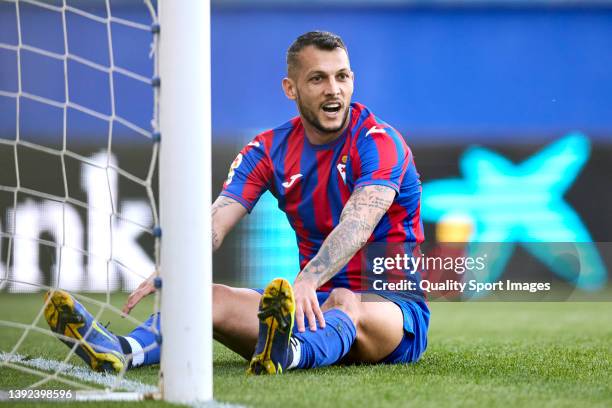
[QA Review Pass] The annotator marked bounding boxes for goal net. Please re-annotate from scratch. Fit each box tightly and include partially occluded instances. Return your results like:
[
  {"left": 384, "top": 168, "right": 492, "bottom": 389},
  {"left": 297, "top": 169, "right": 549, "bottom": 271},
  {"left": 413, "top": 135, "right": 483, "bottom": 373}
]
[{"left": 0, "top": 0, "right": 211, "bottom": 402}]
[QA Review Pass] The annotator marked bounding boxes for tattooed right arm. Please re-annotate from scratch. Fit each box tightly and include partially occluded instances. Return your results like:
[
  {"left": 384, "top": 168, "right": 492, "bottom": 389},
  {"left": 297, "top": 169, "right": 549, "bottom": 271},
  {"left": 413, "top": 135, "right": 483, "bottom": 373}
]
[
  {"left": 122, "top": 196, "right": 244, "bottom": 315},
  {"left": 212, "top": 196, "right": 247, "bottom": 251}
]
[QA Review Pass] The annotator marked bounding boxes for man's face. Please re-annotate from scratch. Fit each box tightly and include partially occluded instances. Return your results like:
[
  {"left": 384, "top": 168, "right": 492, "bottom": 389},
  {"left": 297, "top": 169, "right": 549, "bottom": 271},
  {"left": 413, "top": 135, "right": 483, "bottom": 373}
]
[{"left": 286, "top": 46, "right": 354, "bottom": 135}]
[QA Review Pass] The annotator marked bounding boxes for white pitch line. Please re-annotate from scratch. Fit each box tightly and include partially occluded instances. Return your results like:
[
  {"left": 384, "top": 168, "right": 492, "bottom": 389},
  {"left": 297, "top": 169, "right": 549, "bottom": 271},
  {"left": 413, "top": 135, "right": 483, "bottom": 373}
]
[
  {"left": 0, "top": 353, "right": 245, "bottom": 407},
  {"left": 0, "top": 352, "right": 156, "bottom": 394}
]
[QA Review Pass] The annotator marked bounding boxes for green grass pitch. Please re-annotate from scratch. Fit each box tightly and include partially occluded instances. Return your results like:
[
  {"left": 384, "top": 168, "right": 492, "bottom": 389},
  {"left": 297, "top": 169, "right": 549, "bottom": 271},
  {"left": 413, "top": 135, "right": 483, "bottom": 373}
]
[{"left": 0, "top": 293, "right": 611, "bottom": 407}]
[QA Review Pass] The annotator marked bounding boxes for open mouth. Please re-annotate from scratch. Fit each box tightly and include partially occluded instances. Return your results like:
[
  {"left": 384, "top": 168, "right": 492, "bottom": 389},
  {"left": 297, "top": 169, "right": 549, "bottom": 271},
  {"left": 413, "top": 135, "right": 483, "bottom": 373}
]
[{"left": 321, "top": 102, "right": 342, "bottom": 114}]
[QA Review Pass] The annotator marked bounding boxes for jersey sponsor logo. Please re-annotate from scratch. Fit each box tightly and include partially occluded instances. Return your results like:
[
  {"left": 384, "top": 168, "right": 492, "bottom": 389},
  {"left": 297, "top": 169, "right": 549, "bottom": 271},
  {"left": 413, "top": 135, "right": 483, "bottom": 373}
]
[
  {"left": 225, "top": 153, "right": 243, "bottom": 186},
  {"left": 366, "top": 125, "right": 386, "bottom": 137},
  {"left": 282, "top": 173, "right": 303, "bottom": 189}
]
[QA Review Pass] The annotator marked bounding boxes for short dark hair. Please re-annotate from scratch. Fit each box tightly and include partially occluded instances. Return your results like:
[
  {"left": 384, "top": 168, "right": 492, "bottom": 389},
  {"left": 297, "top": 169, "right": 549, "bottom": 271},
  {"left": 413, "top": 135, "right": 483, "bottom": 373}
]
[{"left": 286, "top": 31, "right": 348, "bottom": 76}]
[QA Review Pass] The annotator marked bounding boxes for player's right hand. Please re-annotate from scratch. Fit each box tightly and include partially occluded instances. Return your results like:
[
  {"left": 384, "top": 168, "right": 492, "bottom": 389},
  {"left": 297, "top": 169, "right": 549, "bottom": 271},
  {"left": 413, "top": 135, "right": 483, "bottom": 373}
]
[
  {"left": 293, "top": 275, "right": 325, "bottom": 332},
  {"left": 122, "top": 272, "right": 156, "bottom": 315}
]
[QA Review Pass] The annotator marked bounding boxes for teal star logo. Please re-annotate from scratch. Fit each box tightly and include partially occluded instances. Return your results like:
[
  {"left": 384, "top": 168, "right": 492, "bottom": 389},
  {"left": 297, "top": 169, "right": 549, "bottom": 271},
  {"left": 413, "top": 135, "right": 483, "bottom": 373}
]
[{"left": 422, "top": 133, "right": 606, "bottom": 290}]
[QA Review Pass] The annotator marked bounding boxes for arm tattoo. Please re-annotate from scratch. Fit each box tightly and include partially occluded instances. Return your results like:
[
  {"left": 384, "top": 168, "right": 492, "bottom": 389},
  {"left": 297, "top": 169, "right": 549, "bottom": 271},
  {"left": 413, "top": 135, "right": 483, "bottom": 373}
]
[
  {"left": 297, "top": 185, "right": 395, "bottom": 287},
  {"left": 212, "top": 229, "right": 220, "bottom": 252},
  {"left": 212, "top": 196, "right": 238, "bottom": 218},
  {"left": 211, "top": 196, "right": 241, "bottom": 251}
]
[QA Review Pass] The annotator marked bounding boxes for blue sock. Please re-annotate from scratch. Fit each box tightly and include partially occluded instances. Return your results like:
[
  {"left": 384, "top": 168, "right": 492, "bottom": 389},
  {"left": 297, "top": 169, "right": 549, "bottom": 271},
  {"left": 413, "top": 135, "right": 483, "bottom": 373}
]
[
  {"left": 293, "top": 308, "right": 356, "bottom": 369},
  {"left": 123, "top": 313, "right": 161, "bottom": 367}
]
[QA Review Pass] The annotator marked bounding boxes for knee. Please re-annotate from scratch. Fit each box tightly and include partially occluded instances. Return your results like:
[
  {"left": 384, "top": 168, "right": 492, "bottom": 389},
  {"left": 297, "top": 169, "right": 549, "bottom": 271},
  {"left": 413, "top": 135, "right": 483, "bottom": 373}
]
[
  {"left": 324, "top": 288, "right": 361, "bottom": 326},
  {"left": 212, "top": 284, "right": 233, "bottom": 327}
]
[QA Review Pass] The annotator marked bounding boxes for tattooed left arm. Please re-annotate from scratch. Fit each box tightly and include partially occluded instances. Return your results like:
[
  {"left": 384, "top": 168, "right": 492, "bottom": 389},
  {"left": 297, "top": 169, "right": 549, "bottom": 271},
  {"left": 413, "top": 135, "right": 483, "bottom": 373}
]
[{"left": 296, "top": 184, "right": 395, "bottom": 288}]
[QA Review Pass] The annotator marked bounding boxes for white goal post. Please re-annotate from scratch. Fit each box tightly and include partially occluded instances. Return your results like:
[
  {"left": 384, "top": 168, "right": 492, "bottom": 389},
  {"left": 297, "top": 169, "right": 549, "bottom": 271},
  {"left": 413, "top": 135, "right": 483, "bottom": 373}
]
[
  {"left": 159, "top": 0, "right": 213, "bottom": 404},
  {"left": 0, "top": 0, "right": 212, "bottom": 403}
]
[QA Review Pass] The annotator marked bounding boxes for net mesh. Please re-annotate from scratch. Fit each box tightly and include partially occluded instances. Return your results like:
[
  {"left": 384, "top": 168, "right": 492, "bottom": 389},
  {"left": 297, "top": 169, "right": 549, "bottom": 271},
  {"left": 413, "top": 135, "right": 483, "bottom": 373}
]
[{"left": 0, "top": 0, "right": 161, "bottom": 396}]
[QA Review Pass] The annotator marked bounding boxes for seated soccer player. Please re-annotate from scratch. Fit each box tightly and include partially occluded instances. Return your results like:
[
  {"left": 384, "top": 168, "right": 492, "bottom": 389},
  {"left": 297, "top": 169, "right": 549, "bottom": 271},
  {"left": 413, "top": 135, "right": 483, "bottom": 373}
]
[{"left": 44, "top": 30, "right": 430, "bottom": 374}]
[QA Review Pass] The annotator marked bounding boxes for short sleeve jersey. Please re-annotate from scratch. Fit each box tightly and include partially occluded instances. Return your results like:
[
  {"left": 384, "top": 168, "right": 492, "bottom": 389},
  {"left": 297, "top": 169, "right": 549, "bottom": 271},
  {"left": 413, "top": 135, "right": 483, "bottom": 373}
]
[{"left": 221, "top": 102, "right": 424, "bottom": 291}]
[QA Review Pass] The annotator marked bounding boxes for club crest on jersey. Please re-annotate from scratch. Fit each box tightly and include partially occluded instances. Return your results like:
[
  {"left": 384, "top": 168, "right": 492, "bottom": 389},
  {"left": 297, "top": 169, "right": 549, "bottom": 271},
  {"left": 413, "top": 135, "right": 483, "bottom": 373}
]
[
  {"left": 337, "top": 155, "right": 347, "bottom": 184},
  {"left": 225, "top": 153, "right": 243, "bottom": 186}
]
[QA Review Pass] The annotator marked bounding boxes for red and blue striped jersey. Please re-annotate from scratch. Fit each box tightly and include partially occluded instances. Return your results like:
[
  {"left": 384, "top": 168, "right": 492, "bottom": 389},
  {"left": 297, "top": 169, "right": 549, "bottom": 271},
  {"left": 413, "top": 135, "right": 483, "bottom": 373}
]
[{"left": 221, "top": 102, "right": 424, "bottom": 291}]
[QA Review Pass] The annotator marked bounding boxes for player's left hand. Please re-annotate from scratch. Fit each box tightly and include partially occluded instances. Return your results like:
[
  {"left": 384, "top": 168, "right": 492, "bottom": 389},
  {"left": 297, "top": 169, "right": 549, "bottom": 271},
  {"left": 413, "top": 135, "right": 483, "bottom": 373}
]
[
  {"left": 293, "top": 275, "right": 325, "bottom": 332},
  {"left": 122, "top": 272, "right": 156, "bottom": 315}
]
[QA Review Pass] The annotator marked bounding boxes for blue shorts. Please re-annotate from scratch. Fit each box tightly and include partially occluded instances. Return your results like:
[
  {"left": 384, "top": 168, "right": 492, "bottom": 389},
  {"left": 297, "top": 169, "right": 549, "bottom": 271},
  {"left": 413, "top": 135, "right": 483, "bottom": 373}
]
[
  {"left": 251, "top": 288, "right": 429, "bottom": 364},
  {"left": 374, "top": 292, "right": 429, "bottom": 364}
]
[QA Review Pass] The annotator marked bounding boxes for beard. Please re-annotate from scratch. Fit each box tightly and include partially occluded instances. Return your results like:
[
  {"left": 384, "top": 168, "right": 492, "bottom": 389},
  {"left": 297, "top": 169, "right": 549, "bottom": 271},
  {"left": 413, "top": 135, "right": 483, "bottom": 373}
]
[{"left": 296, "top": 93, "right": 350, "bottom": 135}]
